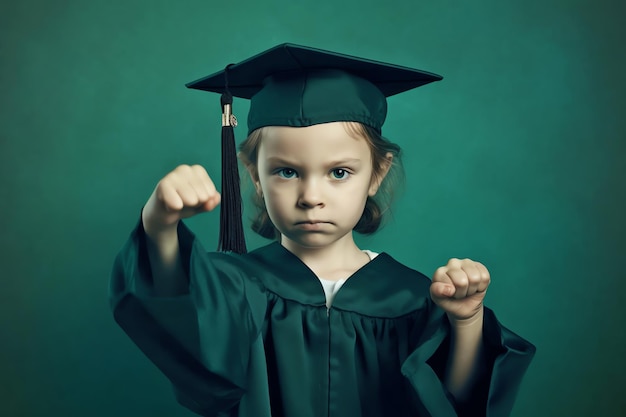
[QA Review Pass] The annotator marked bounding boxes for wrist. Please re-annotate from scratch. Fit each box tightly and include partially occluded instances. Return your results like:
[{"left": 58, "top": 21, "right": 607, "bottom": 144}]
[
  {"left": 447, "top": 305, "right": 484, "bottom": 329},
  {"left": 142, "top": 209, "right": 179, "bottom": 241}
]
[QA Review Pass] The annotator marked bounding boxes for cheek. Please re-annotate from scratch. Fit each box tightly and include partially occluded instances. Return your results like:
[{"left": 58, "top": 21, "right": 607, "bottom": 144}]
[
  {"left": 352, "top": 174, "right": 377, "bottom": 200},
  {"left": 340, "top": 182, "right": 371, "bottom": 215},
  {"left": 260, "top": 184, "right": 289, "bottom": 216}
]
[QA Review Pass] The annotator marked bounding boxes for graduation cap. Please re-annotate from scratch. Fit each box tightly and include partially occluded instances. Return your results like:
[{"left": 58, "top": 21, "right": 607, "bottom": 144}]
[{"left": 186, "top": 43, "right": 442, "bottom": 254}]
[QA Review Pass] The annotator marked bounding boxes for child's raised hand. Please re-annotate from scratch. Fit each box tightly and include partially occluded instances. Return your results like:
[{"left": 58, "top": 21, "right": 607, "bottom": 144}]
[
  {"left": 429, "top": 258, "right": 490, "bottom": 322},
  {"left": 142, "top": 164, "right": 221, "bottom": 235}
]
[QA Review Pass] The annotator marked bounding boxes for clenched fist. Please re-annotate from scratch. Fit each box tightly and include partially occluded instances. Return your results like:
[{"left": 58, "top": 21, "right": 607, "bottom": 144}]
[
  {"left": 142, "top": 164, "right": 221, "bottom": 236},
  {"left": 430, "top": 258, "right": 490, "bottom": 322}
]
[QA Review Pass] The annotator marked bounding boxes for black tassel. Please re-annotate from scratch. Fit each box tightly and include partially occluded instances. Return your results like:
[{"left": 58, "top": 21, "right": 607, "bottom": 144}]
[{"left": 217, "top": 76, "right": 247, "bottom": 253}]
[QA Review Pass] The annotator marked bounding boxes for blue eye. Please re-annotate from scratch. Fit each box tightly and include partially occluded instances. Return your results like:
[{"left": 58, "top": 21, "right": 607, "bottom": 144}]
[
  {"left": 331, "top": 168, "right": 349, "bottom": 180},
  {"left": 276, "top": 168, "right": 298, "bottom": 179}
]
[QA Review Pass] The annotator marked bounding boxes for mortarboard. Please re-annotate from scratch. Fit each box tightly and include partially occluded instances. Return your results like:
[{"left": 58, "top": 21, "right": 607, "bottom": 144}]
[{"left": 186, "top": 43, "right": 442, "bottom": 253}]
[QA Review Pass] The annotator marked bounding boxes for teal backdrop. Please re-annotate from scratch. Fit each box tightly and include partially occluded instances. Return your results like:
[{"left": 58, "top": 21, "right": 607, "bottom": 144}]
[{"left": 1, "top": 0, "right": 624, "bottom": 416}]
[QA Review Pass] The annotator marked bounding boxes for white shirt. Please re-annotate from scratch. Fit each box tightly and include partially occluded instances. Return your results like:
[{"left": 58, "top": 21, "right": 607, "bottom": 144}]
[{"left": 317, "top": 250, "right": 379, "bottom": 308}]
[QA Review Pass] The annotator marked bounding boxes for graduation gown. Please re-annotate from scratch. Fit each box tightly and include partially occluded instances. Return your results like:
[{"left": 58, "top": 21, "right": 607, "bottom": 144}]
[{"left": 110, "top": 220, "right": 535, "bottom": 417}]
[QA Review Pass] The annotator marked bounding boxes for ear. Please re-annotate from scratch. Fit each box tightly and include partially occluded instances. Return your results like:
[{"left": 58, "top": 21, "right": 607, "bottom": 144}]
[
  {"left": 368, "top": 152, "right": 393, "bottom": 197},
  {"left": 245, "top": 163, "right": 263, "bottom": 196}
]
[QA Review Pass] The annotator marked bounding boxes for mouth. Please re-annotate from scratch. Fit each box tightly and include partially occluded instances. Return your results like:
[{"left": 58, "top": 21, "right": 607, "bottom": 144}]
[
  {"left": 294, "top": 220, "right": 332, "bottom": 230},
  {"left": 295, "top": 220, "right": 331, "bottom": 225}
]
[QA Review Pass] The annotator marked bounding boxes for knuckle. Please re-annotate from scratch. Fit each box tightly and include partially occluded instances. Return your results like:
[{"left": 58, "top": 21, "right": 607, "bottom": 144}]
[
  {"left": 462, "top": 258, "right": 473, "bottom": 265},
  {"left": 448, "top": 258, "right": 461, "bottom": 266},
  {"left": 467, "top": 271, "right": 481, "bottom": 281},
  {"left": 156, "top": 178, "right": 173, "bottom": 194},
  {"left": 185, "top": 195, "right": 199, "bottom": 207},
  {"left": 191, "top": 164, "right": 205, "bottom": 174}
]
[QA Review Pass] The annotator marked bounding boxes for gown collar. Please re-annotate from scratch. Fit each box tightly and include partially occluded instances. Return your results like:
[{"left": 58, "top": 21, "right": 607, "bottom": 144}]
[{"left": 245, "top": 242, "right": 431, "bottom": 318}]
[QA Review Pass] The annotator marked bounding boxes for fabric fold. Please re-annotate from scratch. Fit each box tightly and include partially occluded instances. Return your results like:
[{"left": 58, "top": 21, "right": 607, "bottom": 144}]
[{"left": 110, "top": 218, "right": 535, "bottom": 416}]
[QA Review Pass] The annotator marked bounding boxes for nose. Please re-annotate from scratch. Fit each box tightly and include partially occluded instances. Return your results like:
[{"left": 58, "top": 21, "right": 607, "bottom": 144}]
[{"left": 297, "top": 178, "right": 324, "bottom": 209}]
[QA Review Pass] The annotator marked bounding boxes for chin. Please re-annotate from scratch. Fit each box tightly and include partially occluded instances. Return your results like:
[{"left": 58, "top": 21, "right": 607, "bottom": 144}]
[
  {"left": 280, "top": 230, "right": 352, "bottom": 250},
  {"left": 283, "top": 236, "right": 329, "bottom": 249}
]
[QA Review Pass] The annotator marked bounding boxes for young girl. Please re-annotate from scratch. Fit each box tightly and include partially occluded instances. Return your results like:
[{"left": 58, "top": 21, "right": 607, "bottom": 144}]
[{"left": 111, "top": 44, "right": 535, "bottom": 417}]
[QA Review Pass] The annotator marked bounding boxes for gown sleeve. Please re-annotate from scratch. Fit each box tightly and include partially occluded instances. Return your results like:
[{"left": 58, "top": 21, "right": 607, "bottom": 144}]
[
  {"left": 109, "top": 218, "right": 267, "bottom": 416},
  {"left": 401, "top": 302, "right": 536, "bottom": 417}
]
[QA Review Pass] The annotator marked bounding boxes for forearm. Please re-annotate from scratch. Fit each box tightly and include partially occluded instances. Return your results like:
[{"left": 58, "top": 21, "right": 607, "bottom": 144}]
[
  {"left": 445, "top": 307, "right": 485, "bottom": 401},
  {"left": 143, "top": 218, "right": 189, "bottom": 297}
]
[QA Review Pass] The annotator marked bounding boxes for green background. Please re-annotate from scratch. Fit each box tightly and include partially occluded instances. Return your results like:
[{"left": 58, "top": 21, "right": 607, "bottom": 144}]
[{"left": 2, "top": 0, "right": 624, "bottom": 416}]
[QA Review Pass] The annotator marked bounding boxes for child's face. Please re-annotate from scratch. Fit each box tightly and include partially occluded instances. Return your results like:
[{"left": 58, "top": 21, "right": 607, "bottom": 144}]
[{"left": 254, "top": 122, "right": 379, "bottom": 250}]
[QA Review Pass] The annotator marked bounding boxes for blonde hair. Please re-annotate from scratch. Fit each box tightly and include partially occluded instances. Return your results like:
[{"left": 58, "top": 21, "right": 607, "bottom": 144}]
[{"left": 238, "top": 122, "right": 404, "bottom": 239}]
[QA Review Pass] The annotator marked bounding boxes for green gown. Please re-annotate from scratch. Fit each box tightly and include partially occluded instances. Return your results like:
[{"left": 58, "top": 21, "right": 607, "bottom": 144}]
[{"left": 110, "top": 220, "right": 535, "bottom": 417}]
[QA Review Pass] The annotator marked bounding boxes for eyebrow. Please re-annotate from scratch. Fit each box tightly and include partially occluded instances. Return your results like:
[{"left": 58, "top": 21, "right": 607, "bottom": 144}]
[
  {"left": 327, "top": 158, "right": 363, "bottom": 167},
  {"left": 264, "top": 157, "right": 364, "bottom": 167},
  {"left": 265, "top": 157, "right": 298, "bottom": 166}
]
